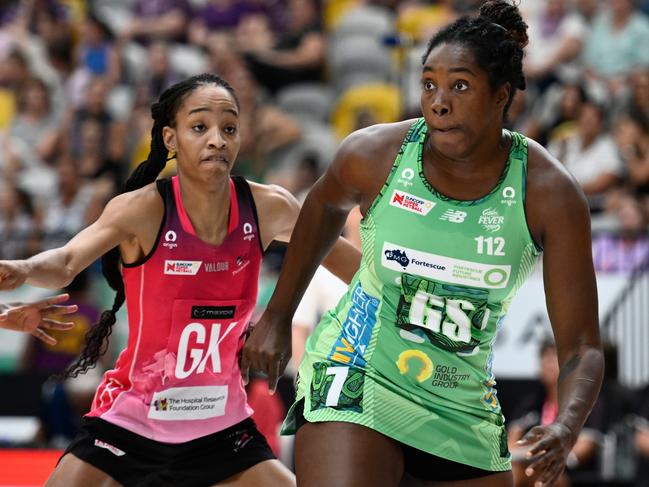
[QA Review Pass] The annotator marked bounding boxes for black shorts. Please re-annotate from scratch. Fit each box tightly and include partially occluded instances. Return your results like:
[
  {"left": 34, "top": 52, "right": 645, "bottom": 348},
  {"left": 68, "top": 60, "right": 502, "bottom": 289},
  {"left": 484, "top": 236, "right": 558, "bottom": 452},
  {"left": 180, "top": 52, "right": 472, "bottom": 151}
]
[
  {"left": 294, "top": 399, "right": 498, "bottom": 482},
  {"left": 62, "top": 417, "right": 276, "bottom": 487}
]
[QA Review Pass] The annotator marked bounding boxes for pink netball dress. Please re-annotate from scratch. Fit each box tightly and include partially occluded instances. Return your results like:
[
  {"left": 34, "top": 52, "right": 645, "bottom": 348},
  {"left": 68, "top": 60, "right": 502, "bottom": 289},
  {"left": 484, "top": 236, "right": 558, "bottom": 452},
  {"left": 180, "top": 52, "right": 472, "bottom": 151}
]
[{"left": 87, "top": 176, "right": 263, "bottom": 443}]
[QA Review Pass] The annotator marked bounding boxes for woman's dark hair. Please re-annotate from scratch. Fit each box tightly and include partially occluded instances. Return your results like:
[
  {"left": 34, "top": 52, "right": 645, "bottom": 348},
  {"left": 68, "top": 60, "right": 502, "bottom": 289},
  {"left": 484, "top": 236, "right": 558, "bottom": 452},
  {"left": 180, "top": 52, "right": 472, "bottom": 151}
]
[
  {"left": 60, "top": 73, "right": 239, "bottom": 379},
  {"left": 421, "top": 0, "right": 529, "bottom": 117}
]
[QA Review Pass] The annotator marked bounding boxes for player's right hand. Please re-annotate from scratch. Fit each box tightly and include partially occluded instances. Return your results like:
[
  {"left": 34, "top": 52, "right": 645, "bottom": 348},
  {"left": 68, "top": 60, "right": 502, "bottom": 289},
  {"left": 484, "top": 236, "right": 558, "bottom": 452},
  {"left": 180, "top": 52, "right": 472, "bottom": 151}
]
[{"left": 0, "top": 260, "right": 29, "bottom": 290}]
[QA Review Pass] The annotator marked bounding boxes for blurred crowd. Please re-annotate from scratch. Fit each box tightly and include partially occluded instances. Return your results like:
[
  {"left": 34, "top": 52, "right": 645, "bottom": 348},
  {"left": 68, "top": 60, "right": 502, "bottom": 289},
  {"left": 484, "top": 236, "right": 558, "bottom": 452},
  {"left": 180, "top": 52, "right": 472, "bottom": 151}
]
[{"left": 1, "top": 0, "right": 649, "bottom": 484}]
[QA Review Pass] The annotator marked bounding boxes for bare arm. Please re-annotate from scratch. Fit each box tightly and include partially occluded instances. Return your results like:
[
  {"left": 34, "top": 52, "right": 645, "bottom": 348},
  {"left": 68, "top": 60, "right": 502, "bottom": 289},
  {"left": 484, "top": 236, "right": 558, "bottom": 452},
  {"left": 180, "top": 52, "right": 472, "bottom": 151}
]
[
  {"left": 0, "top": 187, "right": 159, "bottom": 290},
  {"left": 518, "top": 140, "right": 604, "bottom": 486}
]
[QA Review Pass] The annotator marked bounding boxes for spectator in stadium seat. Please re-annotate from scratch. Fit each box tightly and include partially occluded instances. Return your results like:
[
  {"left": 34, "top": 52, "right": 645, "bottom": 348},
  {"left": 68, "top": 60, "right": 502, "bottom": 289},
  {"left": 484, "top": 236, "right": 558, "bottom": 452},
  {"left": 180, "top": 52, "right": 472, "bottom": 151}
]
[
  {"left": 524, "top": 0, "right": 586, "bottom": 94},
  {"left": 583, "top": 0, "right": 649, "bottom": 96},
  {"left": 0, "top": 48, "right": 30, "bottom": 129},
  {"left": 227, "top": 66, "right": 302, "bottom": 181},
  {"left": 625, "top": 68, "right": 649, "bottom": 128},
  {"left": 188, "top": 0, "right": 269, "bottom": 48},
  {"left": 75, "top": 12, "right": 120, "bottom": 86},
  {"left": 0, "top": 182, "right": 40, "bottom": 260},
  {"left": 7, "top": 76, "right": 60, "bottom": 167},
  {"left": 528, "top": 82, "right": 587, "bottom": 147},
  {"left": 66, "top": 76, "right": 127, "bottom": 165},
  {"left": 119, "top": 0, "right": 190, "bottom": 46},
  {"left": 615, "top": 113, "right": 649, "bottom": 197},
  {"left": 144, "top": 40, "right": 183, "bottom": 103},
  {"left": 240, "top": 0, "right": 325, "bottom": 94},
  {"left": 548, "top": 100, "right": 623, "bottom": 201},
  {"left": 39, "top": 157, "right": 104, "bottom": 251}
]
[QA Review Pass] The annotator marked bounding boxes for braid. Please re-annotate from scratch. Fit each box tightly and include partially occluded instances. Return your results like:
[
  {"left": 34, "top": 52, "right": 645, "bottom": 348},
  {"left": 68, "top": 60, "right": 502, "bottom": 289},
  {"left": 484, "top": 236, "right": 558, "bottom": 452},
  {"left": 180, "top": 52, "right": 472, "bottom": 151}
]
[{"left": 59, "top": 73, "right": 238, "bottom": 379}]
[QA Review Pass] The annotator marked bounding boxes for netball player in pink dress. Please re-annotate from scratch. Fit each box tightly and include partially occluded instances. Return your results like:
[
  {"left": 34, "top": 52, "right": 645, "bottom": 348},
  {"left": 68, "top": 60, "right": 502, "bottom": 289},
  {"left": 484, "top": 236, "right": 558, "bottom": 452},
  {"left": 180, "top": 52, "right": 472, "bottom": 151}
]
[{"left": 0, "top": 73, "right": 359, "bottom": 487}]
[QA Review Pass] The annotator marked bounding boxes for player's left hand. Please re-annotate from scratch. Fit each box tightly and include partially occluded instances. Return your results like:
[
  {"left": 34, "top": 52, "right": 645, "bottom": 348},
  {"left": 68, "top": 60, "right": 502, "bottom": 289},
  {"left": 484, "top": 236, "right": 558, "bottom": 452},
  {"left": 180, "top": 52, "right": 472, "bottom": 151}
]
[
  {"left": 0, "top": 294, "right": 78, "bottom": 345},
  {"left": 516, "top": 422, "right": 575, "bottom": 487},
  {"left": 240, "top": 308, "right": 291, "bottom": 394}
]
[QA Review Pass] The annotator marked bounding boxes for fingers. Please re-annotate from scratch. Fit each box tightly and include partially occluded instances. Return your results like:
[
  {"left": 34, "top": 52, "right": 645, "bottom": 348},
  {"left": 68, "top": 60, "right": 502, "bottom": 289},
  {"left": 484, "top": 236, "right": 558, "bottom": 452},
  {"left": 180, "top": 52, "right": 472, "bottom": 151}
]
[
  {"left": 39, "top": 293, "right": 70, "bottom": 307},
  {"left": 535, "top": 460, "right": 565, "bottom": 486},
  {"left": 43, "top": 304, "right": 79, "bottom": 316},
  {"left": 527, "top": 435, "right": 558, "bottom": 457},
  {"left": 40, "top": 318, "right": 75, "bottom": 330},
  {"left": 522, "top": 444, "right": 565, "bottom": 486},
  {"left": 528, "top": 457, "right": 564, "bottom": 487},
  {"left": 516, "top": 426, "right": 544, "bottom": 447},
  {"left": 36, "top": 294, "right": 78, "bottom": 313},
  {"left": 524, "top": 449, "right": 548, "bottom": 477},
  {"left": 267, "top": 357, "right": 283, "bottom": 395},
  {"left": 31, "top": 327, "right": 57, "bottom": 346}
]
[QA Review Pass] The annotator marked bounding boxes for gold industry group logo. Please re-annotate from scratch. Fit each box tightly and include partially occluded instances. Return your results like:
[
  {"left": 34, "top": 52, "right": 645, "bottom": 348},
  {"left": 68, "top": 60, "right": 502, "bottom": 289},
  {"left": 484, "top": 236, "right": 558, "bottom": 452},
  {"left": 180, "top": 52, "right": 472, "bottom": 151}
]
[{"left": 396, "top": 349, "right": 434, "bottom": 383}]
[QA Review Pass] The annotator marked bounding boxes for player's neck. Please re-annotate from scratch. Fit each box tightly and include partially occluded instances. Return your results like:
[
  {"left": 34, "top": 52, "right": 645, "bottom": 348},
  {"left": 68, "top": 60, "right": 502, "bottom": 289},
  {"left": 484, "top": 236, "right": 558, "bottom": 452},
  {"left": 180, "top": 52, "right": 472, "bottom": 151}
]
[{"left": 177, "top": 174, "right": 231, "bottom": 244}]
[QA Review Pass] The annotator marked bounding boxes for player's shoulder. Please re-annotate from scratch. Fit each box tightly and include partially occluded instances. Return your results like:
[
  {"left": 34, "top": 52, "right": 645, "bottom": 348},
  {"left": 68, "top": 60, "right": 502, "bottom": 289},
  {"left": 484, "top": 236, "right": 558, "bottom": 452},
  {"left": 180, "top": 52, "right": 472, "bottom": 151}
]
[
  {"left": 247, "top": 181, "right": 300, "bottom": 219},
  {"left": 103, "top": 182, "right": 163, "bottom": 223},
  {"left": 247, "top": 180, "right": 295, "bottom": 205}
]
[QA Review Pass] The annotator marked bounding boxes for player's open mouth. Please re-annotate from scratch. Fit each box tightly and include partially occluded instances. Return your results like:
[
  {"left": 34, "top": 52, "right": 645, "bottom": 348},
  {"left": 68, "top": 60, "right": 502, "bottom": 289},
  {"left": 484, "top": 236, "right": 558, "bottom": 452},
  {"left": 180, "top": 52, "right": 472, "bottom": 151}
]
[{"left": 201, "top": 155, "right": 229, "bottom": 164}]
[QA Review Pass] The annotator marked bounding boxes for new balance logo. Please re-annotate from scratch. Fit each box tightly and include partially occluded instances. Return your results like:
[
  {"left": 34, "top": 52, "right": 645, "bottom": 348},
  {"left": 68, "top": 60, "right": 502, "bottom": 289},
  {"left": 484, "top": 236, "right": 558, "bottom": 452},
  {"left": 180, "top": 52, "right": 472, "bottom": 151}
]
[{"left": 440, "top": 209, "right": 467, "bottom": 223}]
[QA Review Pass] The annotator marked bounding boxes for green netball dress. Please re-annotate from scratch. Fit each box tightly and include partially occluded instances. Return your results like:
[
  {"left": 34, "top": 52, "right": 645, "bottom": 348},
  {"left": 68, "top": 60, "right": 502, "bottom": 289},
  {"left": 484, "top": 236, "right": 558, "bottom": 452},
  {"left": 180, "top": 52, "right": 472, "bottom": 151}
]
[{"left": 282, "top": 118, "right": 542, "bottom": 472}]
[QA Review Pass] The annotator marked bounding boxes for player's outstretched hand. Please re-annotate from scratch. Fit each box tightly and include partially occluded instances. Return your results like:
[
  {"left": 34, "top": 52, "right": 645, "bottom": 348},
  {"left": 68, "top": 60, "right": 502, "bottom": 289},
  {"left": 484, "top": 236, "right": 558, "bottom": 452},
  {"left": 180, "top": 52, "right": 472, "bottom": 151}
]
[
  {"left": 240, "top": 309, "right": 291, "bottom": 394},
  {"left": 0, "top": 294, "right": 78, "bottom": 345},
  {"left": 516, "top": 422, "right": 575, "bottom": 487}
]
